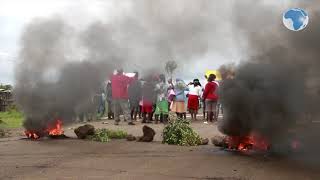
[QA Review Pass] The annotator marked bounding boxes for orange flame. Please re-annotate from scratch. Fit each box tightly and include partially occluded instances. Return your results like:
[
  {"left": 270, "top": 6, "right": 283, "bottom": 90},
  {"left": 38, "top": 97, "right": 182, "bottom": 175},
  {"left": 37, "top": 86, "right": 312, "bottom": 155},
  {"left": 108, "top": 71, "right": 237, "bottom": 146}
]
[
  {"left": 47, "top": 119, "right": 64, "bottom": 136},
  {"left": 24, "top": 131, "right": 40, "bottom": 139},
  {"left": 226, "top": 132, "right": 270, "bottom": 152},
  {"left": 25, "top": 119, "right": 64, "bottom": 139}
]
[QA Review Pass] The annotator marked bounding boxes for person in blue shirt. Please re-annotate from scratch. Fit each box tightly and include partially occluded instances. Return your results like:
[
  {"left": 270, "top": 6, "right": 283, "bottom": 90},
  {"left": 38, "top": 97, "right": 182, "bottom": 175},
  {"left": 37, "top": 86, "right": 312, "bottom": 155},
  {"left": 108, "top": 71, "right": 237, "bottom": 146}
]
[{"left": 171, "top": 78, "right": 187, "bottom": 119}]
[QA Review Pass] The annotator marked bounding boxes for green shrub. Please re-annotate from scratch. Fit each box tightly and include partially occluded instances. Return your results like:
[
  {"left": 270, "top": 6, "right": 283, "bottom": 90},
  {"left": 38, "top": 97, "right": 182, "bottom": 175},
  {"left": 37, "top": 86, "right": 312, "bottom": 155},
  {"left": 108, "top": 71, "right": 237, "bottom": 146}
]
[
  {"left": 0, "top": 110, "right": 23, "bottom": 128},
  {"left": 7, "top": 104, "right": 18, "bottom": 112},
  {"left": 162, "top": 119, "right": 202, "bottom": 146},
  {"left": 106, "top": 129, "right": 128, "bottom": 139},
  {"left": 88, "top": 129, "right": 128, "bottom": 142},
  {"left": 89, "top": 129, "right": 110, "bottom": 142}
]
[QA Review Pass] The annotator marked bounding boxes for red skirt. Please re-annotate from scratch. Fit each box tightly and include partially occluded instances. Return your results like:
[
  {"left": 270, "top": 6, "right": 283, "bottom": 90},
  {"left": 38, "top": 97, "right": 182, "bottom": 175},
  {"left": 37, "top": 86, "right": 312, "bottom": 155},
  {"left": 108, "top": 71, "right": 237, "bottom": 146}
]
[
  {"left": 188, "top": 95, "right": 199, "bottom": 110},
  {"left": 142, "top": 100, "right": 153, "bottom": 113}
]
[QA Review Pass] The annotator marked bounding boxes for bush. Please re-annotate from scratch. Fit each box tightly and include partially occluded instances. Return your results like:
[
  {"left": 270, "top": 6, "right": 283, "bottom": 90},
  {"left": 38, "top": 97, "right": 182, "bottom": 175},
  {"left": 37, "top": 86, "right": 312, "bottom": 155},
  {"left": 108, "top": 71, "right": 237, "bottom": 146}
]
[
  {"left": 89, "top": 129, "right": 110, "bottom": 142},
  {"left": 0, "top": 110, "right": 23, "bottom": 128},
  {"left": 106, "top": 129, "right": 128, "bottom": 139},
  {"left": 88, "top": 129, "right": 128, "bottom": 142},
  {"left": 162, "top": 119, "right": 202, "bottom": 146},
  {"left": 7, "top": 104, "right": 18, "bottom": 112}
]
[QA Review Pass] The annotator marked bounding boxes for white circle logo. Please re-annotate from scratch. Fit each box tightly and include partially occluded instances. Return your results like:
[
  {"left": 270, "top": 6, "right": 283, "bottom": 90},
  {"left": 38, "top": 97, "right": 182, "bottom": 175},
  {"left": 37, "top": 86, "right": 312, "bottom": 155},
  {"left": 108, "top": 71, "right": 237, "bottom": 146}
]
[{"left": 283, "top": 8, "right": 309, "bottom": 31}]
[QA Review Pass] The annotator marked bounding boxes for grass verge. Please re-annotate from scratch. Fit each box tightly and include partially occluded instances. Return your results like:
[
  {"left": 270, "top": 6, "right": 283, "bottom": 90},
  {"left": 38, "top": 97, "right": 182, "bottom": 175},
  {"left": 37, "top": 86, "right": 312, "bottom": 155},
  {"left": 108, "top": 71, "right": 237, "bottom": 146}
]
[{"left": 0, "top": 110, "right": 24, "bottom": 129}]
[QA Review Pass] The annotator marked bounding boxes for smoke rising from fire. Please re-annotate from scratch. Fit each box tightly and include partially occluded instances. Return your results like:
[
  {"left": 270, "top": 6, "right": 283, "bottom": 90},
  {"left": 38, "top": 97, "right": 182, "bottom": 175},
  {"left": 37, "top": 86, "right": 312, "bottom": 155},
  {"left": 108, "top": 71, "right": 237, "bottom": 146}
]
[
  {"left": 14, "top": 0, "right": 320, "bottom": 163},
  {"left": 14, "top": 18, "right": 112, "bottom": 131},
  {"left": 15, "top": 1, "right": 234, "bottom": 131},
  {"left": 219, "top": 0, "right": 320, "bottom": 163}
]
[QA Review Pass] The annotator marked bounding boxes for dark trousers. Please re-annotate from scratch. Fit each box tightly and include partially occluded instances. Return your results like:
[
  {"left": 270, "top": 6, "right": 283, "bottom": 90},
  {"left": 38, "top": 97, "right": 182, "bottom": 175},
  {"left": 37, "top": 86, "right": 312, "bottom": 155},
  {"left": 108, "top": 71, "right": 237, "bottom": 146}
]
[{"left": 107, "top": 100, "right": 114, "bottom": 119}]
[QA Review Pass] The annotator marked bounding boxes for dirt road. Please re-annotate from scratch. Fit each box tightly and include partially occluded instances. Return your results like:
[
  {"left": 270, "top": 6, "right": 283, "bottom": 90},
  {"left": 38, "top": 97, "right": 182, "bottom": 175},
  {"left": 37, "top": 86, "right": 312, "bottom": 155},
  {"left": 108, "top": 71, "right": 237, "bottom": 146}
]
[{"left": 0, "top": 120, "right": 319, "bottom": 180}]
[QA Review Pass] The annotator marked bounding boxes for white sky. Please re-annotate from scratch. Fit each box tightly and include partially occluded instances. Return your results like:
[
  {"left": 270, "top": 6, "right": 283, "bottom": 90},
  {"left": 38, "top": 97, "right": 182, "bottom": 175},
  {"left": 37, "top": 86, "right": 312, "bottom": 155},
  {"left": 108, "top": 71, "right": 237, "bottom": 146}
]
[
  {"left": 0, "top": 0, "right": 296, "bottom": 84},
  {"left": 0, "top": 0, "right": 131, "bottom": 84}
]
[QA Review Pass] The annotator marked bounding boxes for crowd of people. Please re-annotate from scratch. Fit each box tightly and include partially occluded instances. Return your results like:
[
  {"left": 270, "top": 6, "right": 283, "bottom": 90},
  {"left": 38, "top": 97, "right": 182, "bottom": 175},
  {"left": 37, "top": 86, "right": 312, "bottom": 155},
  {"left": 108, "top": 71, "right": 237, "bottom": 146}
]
[{"left": 99, "top": 69, "right": 220, "bottom": 126}]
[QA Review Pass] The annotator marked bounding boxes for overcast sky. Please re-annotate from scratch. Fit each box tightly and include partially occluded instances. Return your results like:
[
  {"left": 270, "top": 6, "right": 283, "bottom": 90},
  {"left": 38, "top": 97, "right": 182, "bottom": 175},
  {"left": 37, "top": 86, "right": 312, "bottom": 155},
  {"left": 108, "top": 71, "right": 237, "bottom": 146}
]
[
  {"left": 0, "top": 0, "right": 294, "bottom": 84},
  {"left": 0, "top": 0, "right": 123, "bottom": 84}
]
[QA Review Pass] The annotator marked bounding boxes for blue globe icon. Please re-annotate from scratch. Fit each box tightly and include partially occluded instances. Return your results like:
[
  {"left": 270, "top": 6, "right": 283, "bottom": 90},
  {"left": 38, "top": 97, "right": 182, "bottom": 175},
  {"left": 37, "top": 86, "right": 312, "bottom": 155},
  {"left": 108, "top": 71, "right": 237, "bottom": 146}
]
[{"left": 283, "top": 8, "right": 309, "bottom": 31}]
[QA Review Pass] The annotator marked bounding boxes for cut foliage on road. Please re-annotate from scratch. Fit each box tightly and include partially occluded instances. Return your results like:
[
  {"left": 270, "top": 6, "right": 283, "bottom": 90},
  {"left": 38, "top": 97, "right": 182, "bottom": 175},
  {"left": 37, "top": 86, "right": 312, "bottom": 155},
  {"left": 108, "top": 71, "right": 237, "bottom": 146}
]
[
  {"left": 88, "top": 128, "right": 128, "bottom": 142},
  {"left": 163, "top": 119, "right": 202, "bottom": 146}
]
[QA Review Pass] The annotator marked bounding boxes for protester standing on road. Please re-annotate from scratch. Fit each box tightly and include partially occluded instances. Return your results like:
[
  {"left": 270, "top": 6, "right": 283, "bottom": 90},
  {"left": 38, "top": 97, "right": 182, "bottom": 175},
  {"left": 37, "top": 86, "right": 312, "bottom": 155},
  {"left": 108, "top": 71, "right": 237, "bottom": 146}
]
[
  {"left": 171, "top": 79, "right": 187, "bottom": 119},
  {"left": 187, "top": 79, "right": 202, "bottom": 121},
  {"left": 141, "top": 76, "right": 156, "bottom": 123},
  {"left": 111, "top": 69, "right": 135, "bottom": 125},
  {"left": 128, "top": 72, "right": 142, "bottom": 121},
  {"left": 202, "top": 74, "right": 219, "bottom": 123},
  {"left": 167, "top": 78, "right": 175, "bottom": 112},
  {"left": 154, "top": 74, "right": 169, "bottom": 123},
  {"left": 202, "top": 75, "right": 207, "bottom": 120},
  {"left": 98, "top": 91, "right": 106, "bottom": 117},
  {"left": 106, "top": 81, "right": 114, "bottom": 119}
]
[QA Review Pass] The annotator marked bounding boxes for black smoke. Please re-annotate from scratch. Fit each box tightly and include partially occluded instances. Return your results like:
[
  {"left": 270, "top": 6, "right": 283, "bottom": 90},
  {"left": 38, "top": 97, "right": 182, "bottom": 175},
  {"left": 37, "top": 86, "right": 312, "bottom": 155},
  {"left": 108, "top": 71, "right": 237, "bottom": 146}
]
[
  {"left": 219, "top": 0, "right": 320, "bottom": 164},
  {"left": 14, "top": 18, "right": 113, "bottom": 132},
  {"left": 14, "top": 1, "right": 230, "bottom": 132}
]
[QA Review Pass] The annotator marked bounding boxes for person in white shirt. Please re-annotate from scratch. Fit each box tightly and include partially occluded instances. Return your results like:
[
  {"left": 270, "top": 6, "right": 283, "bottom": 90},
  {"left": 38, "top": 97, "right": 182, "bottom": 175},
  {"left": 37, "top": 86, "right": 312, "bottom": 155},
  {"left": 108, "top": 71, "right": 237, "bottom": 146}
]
[{"left": 187, "top": 79, "right": 202, "bottom": 120}]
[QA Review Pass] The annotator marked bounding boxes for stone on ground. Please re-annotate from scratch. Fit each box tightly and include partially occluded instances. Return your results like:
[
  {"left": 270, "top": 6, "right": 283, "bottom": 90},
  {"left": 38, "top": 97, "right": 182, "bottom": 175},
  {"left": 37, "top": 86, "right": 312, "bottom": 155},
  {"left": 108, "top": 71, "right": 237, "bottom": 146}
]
[
  {"left": 74, "top": 124, "right": 95, "bottom": 139},
  {"left": 211, "top": 135, "right": 227, "bottom": 147},
  {"left": 200, "top": 138, "right": 209, "bottom": 145},
  {"left": 138, "top": 125, "right": 156, "bottom": 142}
]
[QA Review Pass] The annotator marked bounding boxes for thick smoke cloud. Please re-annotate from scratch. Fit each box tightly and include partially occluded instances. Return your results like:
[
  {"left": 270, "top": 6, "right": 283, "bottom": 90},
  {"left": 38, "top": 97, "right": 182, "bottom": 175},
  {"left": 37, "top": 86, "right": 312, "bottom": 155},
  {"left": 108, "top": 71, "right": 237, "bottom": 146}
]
[
  {"left": 14, "top": 0, "right": 320, "bottom": 164},
  {"left": 81, "top": 0, "right": 235, "bottom": 73},
  {"left": 219, "top": 0, "right": 320, "bottom": 163},
  {"left": 14, "top": 18, "right": 112, "bottom": 132},
  {"left": 15, "top": 0, "right": 233, "bottom": 132}
]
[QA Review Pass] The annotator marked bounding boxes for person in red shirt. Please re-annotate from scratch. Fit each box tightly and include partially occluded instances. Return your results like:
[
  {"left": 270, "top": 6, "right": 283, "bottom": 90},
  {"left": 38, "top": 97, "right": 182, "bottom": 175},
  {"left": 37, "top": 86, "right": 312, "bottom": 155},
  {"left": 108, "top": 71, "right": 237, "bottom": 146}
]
[
  {"left": 111, "top": 69, "right": 135, "bottom": 125},
  {"left": 202, "top": 74, "right": 219, "bottom": 122}
]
